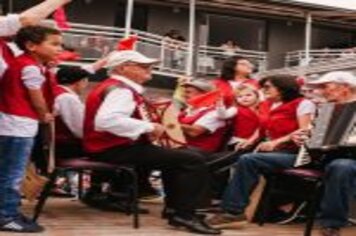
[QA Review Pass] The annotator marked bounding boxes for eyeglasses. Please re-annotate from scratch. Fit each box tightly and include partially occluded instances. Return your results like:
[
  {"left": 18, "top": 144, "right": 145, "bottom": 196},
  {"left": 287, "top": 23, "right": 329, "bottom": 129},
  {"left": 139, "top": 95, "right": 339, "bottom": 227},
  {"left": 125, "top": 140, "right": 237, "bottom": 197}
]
[{"left": 262, "top": 84, "right": 273, "bottom": 90}]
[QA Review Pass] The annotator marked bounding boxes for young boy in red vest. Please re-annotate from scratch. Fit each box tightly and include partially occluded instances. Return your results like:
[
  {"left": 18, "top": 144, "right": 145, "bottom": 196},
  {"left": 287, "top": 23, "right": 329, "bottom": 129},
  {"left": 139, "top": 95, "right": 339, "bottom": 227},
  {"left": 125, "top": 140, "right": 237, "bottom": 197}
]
[
  {"left": 0, "top": 26, "right": 62, "bottom": 233},
  {"left": 0, "top": 0, "right": 72, "bottom": 79},
  {"left": 179, "top": 79, "right": 227, "bottom": 153},
  {"left": 51, "top": 66, "right": 90, "bottom": 197},
  {"left": 54, "top": 66, "right": 89, "bottom": 158}
]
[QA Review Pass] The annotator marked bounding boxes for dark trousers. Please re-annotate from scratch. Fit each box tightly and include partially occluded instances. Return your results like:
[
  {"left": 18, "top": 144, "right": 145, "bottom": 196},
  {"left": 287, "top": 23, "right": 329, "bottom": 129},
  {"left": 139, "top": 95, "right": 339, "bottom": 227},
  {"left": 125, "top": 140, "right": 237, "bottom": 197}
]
[{"left": 90, "top": 143, "right": 210, "bottom": 215}]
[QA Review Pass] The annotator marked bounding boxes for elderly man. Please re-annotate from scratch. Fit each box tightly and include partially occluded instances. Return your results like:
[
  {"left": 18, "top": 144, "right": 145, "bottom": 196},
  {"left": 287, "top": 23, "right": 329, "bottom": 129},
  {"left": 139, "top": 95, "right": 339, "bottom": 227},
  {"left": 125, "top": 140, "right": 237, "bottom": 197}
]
[
  {"left": 306, "top": 71, "right": 356, "bottom": 236},
  {"left": 82, "top": 50, "right": 220, "bottom": 235}
]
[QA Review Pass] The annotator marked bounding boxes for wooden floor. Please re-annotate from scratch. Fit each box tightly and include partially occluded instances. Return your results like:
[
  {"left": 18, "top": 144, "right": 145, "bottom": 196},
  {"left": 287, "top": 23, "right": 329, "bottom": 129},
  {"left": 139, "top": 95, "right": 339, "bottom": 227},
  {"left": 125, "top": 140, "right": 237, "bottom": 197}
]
[{"left": 3, "top": 198, "right": 355, "bottom": 236}]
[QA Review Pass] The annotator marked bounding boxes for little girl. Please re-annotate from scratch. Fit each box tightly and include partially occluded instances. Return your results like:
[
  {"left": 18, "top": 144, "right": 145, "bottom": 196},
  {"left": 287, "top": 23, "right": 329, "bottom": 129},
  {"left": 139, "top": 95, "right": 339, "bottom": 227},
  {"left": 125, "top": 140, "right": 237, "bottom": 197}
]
[{"left": 217, "top": 84, "right": 261, "bottom": 151}]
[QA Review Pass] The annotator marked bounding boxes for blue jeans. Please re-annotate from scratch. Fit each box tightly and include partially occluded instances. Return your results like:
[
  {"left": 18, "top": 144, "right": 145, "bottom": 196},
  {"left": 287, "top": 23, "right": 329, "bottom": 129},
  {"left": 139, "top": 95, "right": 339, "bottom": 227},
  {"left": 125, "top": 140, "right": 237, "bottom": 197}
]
[
  {"left": 0, "top": 136, "right": 34, "bottom": 218},
  {"left": 320, "top": 158, "right": 356, "bottom": 228},
  {"left": 222, "top": 152, "right": 296, "bottom": 214}
]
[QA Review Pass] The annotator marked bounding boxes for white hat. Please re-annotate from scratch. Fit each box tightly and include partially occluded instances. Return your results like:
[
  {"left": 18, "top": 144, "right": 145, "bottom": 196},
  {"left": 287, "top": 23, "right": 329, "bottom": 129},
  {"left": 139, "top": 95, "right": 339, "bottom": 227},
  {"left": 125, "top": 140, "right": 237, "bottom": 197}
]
[
  {"left": 105, "top": 50, "right": 159, "bottom": 68},
  {"left": 182, "top": 79, "right": 214, "bottom": 92},
  {"left": 307, "top": 71, "right": 356, "bottom": 87}
]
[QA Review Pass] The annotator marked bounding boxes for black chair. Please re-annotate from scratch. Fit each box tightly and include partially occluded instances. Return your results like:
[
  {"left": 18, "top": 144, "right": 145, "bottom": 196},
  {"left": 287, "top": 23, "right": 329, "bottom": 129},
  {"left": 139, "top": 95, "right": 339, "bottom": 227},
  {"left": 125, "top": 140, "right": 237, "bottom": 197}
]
[
  {"left": 32, "top": 157, "right": 140, "bottom": 228},
  {"left": 257, "top": 168, "right": 324, "bottom": 236}
]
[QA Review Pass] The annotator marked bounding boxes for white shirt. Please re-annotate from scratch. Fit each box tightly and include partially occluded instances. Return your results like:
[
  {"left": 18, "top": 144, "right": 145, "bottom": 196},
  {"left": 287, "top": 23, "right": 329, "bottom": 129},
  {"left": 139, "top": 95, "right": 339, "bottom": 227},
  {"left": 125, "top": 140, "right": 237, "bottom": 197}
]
[
  {"left": 0, "top": 65, "right": 45, "bottom": 138},
  {"left": 94, "top": 75, "right": 154, "bottom": 140},
  {"left": 271, "top": 99, "right": 316, "bottom": 117},
  {"left": 185, "top": 107, "right": 226, "bottom": 133},
  {"left": 0, "top": 42, "right": 23, "bottom": 80},
  {"left": 0, "top": 14, "right": 22, "bottom": 37},
  {"left": 54, "top": 86, "right": 84, "bottom": 138}
]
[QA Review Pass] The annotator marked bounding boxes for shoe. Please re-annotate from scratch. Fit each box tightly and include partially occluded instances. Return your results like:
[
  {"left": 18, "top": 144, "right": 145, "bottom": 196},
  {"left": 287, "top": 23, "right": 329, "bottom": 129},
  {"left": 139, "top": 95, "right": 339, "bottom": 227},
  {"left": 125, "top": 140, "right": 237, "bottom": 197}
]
[
  {"left": 320, "top": 227, "right": 340, "bottom": 236},
  {"left": 0, "top": 216, "right": 44, "bottom": 233},
  {"left": 206, "top": 212, "right": 247, "bottom": 229},
  {"left": 162, "top": 208, "right": 208, "bottom": 220},
  {"left": 168, "top": 215, "right": 221, "bottom": 235},
  {"left": 276, "top": 201, "right": 307, "bottom": 224}
]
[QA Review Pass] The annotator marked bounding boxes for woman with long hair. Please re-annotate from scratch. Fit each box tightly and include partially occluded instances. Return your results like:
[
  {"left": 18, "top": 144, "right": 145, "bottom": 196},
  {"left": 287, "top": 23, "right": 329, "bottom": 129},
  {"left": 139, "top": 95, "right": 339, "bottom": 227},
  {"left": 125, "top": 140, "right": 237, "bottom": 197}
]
[
  {"left": 207, "top": 74, "right": 316, "bottom": 229},
  {"left": 213, "top": 56, "right": 259, "bottom": 106}
]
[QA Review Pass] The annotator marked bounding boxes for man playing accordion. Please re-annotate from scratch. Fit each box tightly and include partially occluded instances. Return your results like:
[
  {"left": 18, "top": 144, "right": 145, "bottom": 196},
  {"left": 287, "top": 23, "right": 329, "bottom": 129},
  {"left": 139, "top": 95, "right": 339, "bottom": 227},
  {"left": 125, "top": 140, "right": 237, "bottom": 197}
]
[{"left": 294, "top": 71, "right": 356, "bottom": 236}]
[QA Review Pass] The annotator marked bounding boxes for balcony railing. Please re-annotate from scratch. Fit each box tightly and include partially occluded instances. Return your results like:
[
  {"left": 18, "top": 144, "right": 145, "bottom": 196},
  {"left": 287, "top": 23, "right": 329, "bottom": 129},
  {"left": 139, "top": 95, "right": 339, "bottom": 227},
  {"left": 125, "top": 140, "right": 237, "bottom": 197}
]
[
  {"left": 285, "top": 48, "right": 356, "bottom": 67},
  {"left": 60, "top": 22, "right": 267, "bottom": 77}
]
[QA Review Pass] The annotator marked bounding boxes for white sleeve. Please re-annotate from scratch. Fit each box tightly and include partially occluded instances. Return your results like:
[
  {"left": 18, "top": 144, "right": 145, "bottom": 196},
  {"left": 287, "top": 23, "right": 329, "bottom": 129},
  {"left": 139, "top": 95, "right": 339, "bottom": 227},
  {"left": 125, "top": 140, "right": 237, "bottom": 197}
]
[
  {"left": 54, "top": 93, "right": 85, "bottom": 138},
  {"left": 81, "top": 64, "right": 95, "bottom": 74},
  {"left": 0, "top": 55, "right": 8, "bottom": 80},
  {"left": 0, "top": 14, "right": 22, "bottom": 37},
  {"left": 95, "top": 88, "right": 154, "bottom": 140},
  {"left": 297, "top": 99, "right": 316, "bottom": 117},
  {"left": 22, "top": 65, "right": 46, "bottom": 89},
  {"left": 216, "top": 105, "right": 238, "bottom": 119},
  {"left": 195, "top": 110, "right": 226, "bottom": 133}
]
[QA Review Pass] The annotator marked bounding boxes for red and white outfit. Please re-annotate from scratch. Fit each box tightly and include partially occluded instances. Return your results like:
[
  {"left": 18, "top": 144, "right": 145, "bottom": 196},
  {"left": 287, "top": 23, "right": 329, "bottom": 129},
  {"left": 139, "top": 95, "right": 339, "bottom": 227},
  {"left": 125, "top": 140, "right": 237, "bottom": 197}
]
[
  {"left": 259, "top": 98, "right": 316, "bottom": 152},
  {"left": 83, "top": 75, "right": 153, "bottom": 153},
  {"left": 212, "top": 78, "right": 259, "bottom": 106},
  {"left": 0, "top": 54, "right": 54, "bottom": 138},
  {"left": 179, "top": 106, "right": 227, "bottom": 153},
  {"left": 0, "top": 14, "right": 23, "bottom": 79},
  {"left": 54, "top": 85, "right": 84, "bottom": 145}
]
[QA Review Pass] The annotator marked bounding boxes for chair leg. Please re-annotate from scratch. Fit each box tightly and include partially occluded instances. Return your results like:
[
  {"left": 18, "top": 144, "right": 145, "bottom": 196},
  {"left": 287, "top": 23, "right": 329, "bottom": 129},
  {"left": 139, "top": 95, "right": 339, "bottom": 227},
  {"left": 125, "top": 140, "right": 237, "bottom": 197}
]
[
  {"left": 119, "top": 167, "right": 139, "bottom": 229},
  {"left": 78, "top": 170, "right": 84, "bottom": 200},
  {"left": 304, "top": 181, "right": 323, "bottom": 236},
  {"left": 32, "top": 169, "right": 59, "bottom": 222},
  {"left": 257, "top": 176, "right": 274, "bottom": 226}
]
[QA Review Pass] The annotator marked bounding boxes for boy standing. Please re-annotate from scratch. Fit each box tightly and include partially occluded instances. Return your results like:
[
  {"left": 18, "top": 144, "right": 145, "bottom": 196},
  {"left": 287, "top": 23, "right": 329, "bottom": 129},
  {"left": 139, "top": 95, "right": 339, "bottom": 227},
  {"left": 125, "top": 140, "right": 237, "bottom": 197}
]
[{"left": 0, "top": 26, "right": 62, "bottom": 233}]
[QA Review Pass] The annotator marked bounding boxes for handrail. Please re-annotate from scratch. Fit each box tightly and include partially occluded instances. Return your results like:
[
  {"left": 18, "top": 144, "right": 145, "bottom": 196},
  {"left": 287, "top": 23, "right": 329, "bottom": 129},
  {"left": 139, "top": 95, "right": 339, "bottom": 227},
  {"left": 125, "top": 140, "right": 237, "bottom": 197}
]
[
  {"left": 58, "top": 21, "right": 267, "bottom": 76},
  {"left": 285, "top": 48, "right": 356, "bottom": 67},
  {"left": 260, "top": 54, "right": 356, "bottom": 78}
]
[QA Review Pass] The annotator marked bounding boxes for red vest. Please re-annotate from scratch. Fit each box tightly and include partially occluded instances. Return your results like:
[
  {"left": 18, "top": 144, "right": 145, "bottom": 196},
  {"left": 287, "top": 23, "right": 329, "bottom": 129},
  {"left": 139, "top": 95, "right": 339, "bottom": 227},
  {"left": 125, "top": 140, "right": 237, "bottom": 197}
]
[
  {"left": 233, "top": 106, "right": 260, "bottom": 139},
  {"left": 0, "top": 54, "right": 54, "bottom": 120},
  {"left": 54, "top": 86, "right": 82, "bottom": 145},
  {"left": 0, "top": 40, "right": 14, "bottom": 71},
  {"left": 259, "top": 98, "right": 304, "bottom": 151},
  {"left": 179, "top": 107, "right": 226, "bottom": 153},
  {"left": 83, "top": 78, "right": 147, "bottom": 153},
  {"left": 212, "top": 78, "right": 259, "bottom": 107}
]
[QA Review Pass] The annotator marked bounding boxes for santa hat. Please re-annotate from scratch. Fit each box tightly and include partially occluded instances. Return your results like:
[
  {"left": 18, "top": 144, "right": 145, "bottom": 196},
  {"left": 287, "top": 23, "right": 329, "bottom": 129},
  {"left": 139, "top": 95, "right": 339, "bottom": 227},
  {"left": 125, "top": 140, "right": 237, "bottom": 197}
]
[{"left": 116, "top": 35, "right": 138, "bottom": 51}]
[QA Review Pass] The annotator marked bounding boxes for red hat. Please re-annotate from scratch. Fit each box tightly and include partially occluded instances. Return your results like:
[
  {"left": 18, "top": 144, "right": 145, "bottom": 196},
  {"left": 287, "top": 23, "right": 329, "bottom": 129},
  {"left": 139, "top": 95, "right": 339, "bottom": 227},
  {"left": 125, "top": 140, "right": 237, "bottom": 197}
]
[{"left": 116, "top": 35, "right": 138, "bottom": 51}]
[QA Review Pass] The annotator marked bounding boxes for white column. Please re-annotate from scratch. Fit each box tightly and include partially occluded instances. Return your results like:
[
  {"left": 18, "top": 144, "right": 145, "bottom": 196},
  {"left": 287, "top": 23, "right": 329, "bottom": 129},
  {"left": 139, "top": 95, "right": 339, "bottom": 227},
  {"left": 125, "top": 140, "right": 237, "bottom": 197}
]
[
  {"left": 124, "top": 0, "right": 134, "bottom": 37},
  {"left": 304, "top": 13, "right": 312, "bottom": 65},
  {"left": 8, "top": 0, "right": 13, "bottom": 13},
  {"left": 186, "top": 0, "right": 196, "bottom": 76}
]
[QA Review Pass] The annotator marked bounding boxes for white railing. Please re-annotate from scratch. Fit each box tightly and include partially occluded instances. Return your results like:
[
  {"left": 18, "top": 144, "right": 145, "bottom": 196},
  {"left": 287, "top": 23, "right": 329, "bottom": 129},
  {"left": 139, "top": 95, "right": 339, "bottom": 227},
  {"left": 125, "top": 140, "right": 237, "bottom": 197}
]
[
  {"left": 285, "top": 48, "right": 356, "bottom": 67},
  {"left": 258, "top": 53, "right": 356, "bottom": 78},
  {"left": 198, "top": 45, "right": 267, "bottom": 76},
  {"left": 61, "top": 22, "right": 267, "bottom": 77}
]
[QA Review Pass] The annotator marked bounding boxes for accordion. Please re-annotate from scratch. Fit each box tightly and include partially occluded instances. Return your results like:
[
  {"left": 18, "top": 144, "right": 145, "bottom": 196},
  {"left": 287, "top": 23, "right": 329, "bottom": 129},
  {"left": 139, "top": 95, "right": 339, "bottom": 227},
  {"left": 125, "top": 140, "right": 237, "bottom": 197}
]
[
  {"left": 307, "top": 101, "right": 356, "bottom": 151},
  {"left": 295, "top": 101, "right": 356, "bottom": 167}
]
